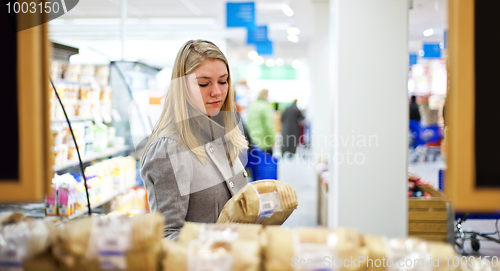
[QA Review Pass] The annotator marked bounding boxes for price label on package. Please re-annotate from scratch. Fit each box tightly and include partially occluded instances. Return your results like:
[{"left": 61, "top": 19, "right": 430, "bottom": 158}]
[
  {"left": 0, "top": 222, "right": 30, "bottom": 271},
  {"left": 257, "top": 192, "right": 282, "bottom": 219},
  {"left": 91, "top": 216, "right": 131, "bottom": 270},
  {"left": 0, "top": 249, "right": 23, "bottom": 271}
]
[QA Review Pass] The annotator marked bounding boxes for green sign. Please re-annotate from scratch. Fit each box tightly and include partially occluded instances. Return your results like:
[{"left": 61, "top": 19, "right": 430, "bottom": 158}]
[
  {"left": 259, "top": 66, "right": 297, "bottom": 80},
  {"left": 234, "top": 65, "right": 298, "bottom": 80}
]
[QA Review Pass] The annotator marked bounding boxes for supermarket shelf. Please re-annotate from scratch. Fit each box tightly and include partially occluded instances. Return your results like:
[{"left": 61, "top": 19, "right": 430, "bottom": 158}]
[
  {"left": 56, "top": 183, "right": 139, "bottom": 221},
  {"left": 51, "top": 117, "right": 94, "bottom": 123},
  {"left": 53, "top": 145, "right": 132, "bottom": 172},
  {"left": 0, "top": 184, "right": 139, "bottom": 220}
]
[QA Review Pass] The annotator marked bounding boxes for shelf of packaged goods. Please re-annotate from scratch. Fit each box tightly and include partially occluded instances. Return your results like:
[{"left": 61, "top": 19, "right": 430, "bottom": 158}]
[
  {"left": 50, "top": 183, "right": 139, "bottom": 221},
  {"left": 53, "top": 145, "right": 132, "bottom": 172},
  {"left": 0, "top": 184, "right": 140, "bottom": 221}
]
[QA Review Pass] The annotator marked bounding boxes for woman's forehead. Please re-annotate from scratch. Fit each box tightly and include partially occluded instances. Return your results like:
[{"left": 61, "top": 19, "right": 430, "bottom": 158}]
[{"left": 192, "top": 59, "right": 227, "bottom": 78}]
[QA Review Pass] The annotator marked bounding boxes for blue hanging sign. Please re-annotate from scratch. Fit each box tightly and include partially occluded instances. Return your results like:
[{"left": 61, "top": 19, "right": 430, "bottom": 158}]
[
  {"left": 409, "top": 53, "right": 418, "bottom": 66},
  {"left": 247, "top": 26, "right": 269, "bottom": 44},
  {"left": 226, "top": 2, "right": 256, "bottom": 29},
  {"left": 422, "top": 43, "right": 441, "bottom": 58},
  {"left": 254, "top": 41, "right": 274, "bottom": 56}
]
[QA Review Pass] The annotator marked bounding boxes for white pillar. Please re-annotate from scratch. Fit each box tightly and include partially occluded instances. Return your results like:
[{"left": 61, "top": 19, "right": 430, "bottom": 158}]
[
  {"left": 309, "top": 0, "right": 331, "bottom": 159},
  {"left": 328, "top": 0, "right": 409, "bottom": 237}
]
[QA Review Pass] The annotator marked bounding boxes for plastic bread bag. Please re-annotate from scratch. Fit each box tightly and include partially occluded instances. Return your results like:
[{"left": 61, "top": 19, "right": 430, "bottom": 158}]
[
  {"left": 163, "top": 223, "right": 260, "bottom": 271},
  {"left": 363, "top": 236, "right": 460, "bottom": 271},
  {"left": 178, "top": 222, "right": 262, "bottom": 247},
  {"left": 264, "top": 227, "right": 367, "bottom": 271},
  {"left": 0, "top": 212, "right": 54, "bottom": 271},
  {"left": 216, "top": 179, "right": 298, "bottom": 225},
  {"left": 51, "top": 212, "right": 164, "bottom": 271}
]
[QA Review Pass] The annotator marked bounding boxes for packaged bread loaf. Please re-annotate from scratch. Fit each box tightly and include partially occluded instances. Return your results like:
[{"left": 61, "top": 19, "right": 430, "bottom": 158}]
[
  {"left": 264, "top": 227, "right": 368, "bottom": 271},
  {"left": 163, "top": 223, "right": 261, "bottom": 271},
  {"left": 0, "top": 212, "right": 55, "bottom": 271},
  {"left": 50, "top": 213, "right": 164, "bottom": 271},
  {"left": 382, "top": 238, "right": 461, "bottom": 271},
  {"left": 177, "top": 222, "right": 262, "bottom": 246},
  {"left": 216, "top": 179, "right": 298, "bottom": 225}
]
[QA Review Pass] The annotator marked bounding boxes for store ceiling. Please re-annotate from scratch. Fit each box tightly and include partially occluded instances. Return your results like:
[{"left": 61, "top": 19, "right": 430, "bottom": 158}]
[
  {"left": 49, "top": 0, "right": 447, "bottom": 67},
  {"left": 409, "top": 0, "right": 448, "bottom": 52}
]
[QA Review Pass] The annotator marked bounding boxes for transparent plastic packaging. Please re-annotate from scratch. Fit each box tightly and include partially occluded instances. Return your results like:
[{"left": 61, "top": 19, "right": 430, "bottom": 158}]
[
  {"left": 163, "top": 223, "right": 261, "bottom": 271},
  {"left": 216, "top": 179, "right": 298, "bottom": 225},
  {"left": 0, "top": 213, "right": 52, "bottom": 271}
]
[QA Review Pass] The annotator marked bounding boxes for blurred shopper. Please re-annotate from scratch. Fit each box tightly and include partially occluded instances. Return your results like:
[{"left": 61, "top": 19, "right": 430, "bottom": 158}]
[
  {"left": 273, "top": 103, "right": 282, "bottom": 134},
  {"left": 247, "top": 89, "right": 275, "bottom": 155},
  {"left": 235, "top": 91, "right": 252, "bottom": 151},
  {"left": 281, "top": 99, "right": 304, "bottom": 156},
  {"left": 409, "top": 95, "right": 421, "bottom": 122}
]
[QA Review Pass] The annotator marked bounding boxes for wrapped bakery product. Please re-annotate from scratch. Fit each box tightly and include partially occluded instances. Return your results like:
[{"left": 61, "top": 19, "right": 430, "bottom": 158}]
[
  {"left": 216, "top": 179, "right": 298, "bottom": 225},
  {"left": 163, "top": 223, "right": 261, "bottom": 271},
  {"left": 384, "top": 238, "right": 460, "bottom": 271},
  {"left": 178, "top": 222, "right": 262, "bottom": 246},
  {"left": 362, "top": 236, "right": 461, "bottom": 271},
  {"left": 0, "top": 212, "right": 55, "bottom": 270},
  {"left": 264, "top": 227, "right": 368, "bottom": 271},
  {"left": 23, "top": 252, "right": 66, "bottom": 271},
  {"left": 51, "top": 213, "right": 164, "bottom": 271},
  {"left": 361, "top": 235, "right": 386, "bottom": 271}
]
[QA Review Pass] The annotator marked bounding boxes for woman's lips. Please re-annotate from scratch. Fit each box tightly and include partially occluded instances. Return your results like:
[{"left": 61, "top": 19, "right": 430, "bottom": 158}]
[{"left": 208, "top": 101, "right": 221, "bottom": 106}]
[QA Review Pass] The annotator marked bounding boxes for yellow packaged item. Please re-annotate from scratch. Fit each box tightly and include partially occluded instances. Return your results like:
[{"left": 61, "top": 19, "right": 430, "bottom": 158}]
[
  {"left": 51, "top": 213, "right": 164, "bottom": 271},
  {"left": 0, "top": 212, "right": 55, "bottom": 271},
  {"left": 264, "top": 227, "right": 368, "bottom": 271},
  {"left": 163, "top": 223, "right": 261, "bottom": 271},
  {"left": 216, "top": 179, "right": 298, "bottom": 225},
  {"left": 178, "top": 222, "right": 262, "bottom": 247}
]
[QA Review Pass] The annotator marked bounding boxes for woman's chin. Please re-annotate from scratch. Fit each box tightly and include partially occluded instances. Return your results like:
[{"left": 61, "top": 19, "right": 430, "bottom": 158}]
[{"left": 207, "top": 110, "right": 221, "bottom": 117}]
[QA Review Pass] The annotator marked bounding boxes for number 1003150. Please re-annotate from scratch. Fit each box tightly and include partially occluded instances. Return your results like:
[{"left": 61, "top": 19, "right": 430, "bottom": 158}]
[
  {"left": 5, "top": 1, "right": 64, "bottom": 14},
  {"left": 445, "top": 256, "right": 498, "bottom": 268}
]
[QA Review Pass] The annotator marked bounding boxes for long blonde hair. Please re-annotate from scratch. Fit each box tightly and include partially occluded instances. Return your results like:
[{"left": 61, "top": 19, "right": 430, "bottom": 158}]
[{"left": 142, "top": 40, "right": 248, "bottom": 163}]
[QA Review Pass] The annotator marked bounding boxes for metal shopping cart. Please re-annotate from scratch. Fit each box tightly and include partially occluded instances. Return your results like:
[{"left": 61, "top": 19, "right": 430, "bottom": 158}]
[
  {"left": 438, "top": 171, "right": 500, "bottom": 255},
  {"left": 409, "top": 120, "right": 443, "bottom": 163},
  {"left": 455, "top": 213, "right": 500, "bottom": 255}
]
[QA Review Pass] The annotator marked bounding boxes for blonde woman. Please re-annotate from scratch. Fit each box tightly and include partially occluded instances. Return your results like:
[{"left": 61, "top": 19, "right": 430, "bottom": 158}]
[{"left": 140, "top": 40, "right": 249, "bottom": 240}]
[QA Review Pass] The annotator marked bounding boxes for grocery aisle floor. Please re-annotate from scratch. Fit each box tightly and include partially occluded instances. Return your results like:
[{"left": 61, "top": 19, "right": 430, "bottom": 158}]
[
  {"left": 277, "top": 152, "right": 319, "bottom": 228},
  {"left": 277, "top": 150, "right": 500, "bottom": 256}
]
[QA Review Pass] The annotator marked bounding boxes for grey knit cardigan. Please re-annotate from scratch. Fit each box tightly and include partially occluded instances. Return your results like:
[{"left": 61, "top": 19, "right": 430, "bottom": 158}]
[{"left": 140, "top": 114, "right": 248, "bottom": 240}]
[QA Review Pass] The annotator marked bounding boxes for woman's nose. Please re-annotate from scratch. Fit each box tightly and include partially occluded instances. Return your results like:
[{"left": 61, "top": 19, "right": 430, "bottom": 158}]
[{"left": 211, "top": 83, "right": 222, "bottom": 97}]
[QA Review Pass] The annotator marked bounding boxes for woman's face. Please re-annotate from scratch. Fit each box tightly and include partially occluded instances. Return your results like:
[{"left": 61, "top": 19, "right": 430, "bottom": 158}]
[{"left": 187, "top": 59, "right": 229, "bottom": 117}]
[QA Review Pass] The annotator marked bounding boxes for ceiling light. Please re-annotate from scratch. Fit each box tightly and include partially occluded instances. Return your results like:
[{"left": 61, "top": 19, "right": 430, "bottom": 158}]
[
  {"left": 288, "top": 34, "right": 299, "bottom": 43},
  {"left": 276, "top": 58, "right": 284, "bottom": 66},
  {"left": 423, "top": 29, "right": 434, "bottom": 37},
  {"left": 254, "top": 56, "right": 264, "bottom": 65},
  {"left": 266, "top": 59, "right": 275, "bottom": 67},
  {"left": 282, "top": 4, "right": 294, "bottom": 17},
  {"left": 292, "top": 60, "right": 302, "bottom": 69},
  {"left": 248, "top": 50, "right": 258, "bottom": 60},
  {"left": 418, "top": 50, "right": 425, "bottom": 56},
  {"left": 287, "top": 26, "right": 300, "bottom": 35}
]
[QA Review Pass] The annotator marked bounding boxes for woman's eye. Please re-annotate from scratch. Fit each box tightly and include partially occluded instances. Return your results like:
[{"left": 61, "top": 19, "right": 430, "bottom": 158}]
[
  {"left": 219, "top": 81, "right": 228, "bottom": 85},
  {"left": 198, "top": 83, "right": 208, "bottom": 87}
]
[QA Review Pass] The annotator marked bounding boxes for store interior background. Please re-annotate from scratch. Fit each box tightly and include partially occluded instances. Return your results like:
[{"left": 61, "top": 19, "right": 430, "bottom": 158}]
[{"left": 42, "top": 0, "right": 498, "bottom": 255}]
